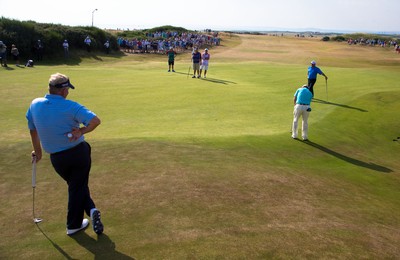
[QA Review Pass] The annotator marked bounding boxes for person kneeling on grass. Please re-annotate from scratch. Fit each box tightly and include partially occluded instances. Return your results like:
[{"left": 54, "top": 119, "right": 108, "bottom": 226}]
[
  {"left": 26, "top": 73, "right": 104, "bottom": 236},
  {"left": 292, "top": 84, "right": 313, "bottom": 141}
]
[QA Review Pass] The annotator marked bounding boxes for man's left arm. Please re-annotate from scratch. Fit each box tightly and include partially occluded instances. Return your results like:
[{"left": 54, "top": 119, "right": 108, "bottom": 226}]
[
  {"left": 319, "top": 68, "right": 328, "bottom": 80},
  {"left": 70, "top": 116, "right": 101, "bottom": 141}
]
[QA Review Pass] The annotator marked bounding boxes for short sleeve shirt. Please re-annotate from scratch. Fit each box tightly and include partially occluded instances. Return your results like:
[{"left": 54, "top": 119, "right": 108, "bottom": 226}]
[
  {"left": 294, "top": 87, "right": 313, "bottom": 105},
  {"left": 26, "top": 94, "right": 96, "bottom": 154}
]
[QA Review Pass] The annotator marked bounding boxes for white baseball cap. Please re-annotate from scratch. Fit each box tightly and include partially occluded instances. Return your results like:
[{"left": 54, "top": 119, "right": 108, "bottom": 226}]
[{"left": 311, "top": 60, "right": 316, "bottom": 65}]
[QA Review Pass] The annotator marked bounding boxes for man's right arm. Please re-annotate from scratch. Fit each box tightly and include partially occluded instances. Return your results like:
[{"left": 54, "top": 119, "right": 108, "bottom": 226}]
[
  {"left": 30, "top": 129, "right": 42, "bottom": 162},
  {"left": 69, "top": 116, "right": 101, "bottom": 141}
]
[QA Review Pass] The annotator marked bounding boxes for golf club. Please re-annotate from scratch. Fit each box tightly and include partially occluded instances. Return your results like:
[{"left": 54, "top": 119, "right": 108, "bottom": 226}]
[
  {"left": 32, "top": 157, "right": 43, "bottom": 224},
  {"left": 187, "top": 65, "right": 191, "bottom": 79},
  {"left": 325, "top": 78, "right": 328, "bottom": 101}
]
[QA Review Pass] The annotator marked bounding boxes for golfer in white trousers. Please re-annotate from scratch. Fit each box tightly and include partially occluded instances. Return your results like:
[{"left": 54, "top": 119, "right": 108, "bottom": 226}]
[{"left": 292, "top": 85, "right": 313, "bottom": 141}]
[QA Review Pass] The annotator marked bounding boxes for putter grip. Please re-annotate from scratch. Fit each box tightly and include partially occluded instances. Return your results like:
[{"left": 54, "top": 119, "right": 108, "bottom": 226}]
[{"left": 32, "top": 159, "right": 36, "bottom": 188}]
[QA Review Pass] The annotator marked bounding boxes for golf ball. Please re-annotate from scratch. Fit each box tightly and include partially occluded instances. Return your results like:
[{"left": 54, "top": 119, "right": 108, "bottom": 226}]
[{"left": 67, "top": 133, "right": 73, "bottom": 138}]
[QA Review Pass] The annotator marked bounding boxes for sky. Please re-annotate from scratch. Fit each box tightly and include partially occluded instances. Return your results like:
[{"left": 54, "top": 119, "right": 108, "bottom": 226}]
[{"left": 0, "top": 0, "right": 399, "bottom": 33}]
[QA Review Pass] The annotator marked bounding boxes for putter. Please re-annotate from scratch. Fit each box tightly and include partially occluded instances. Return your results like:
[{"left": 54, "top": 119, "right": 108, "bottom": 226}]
[
  {"left": 325, "top": 79, "right": 328, "bottom": 101},
  {"left": 32, "top": 157, "right": 43, "bottom": 224}
]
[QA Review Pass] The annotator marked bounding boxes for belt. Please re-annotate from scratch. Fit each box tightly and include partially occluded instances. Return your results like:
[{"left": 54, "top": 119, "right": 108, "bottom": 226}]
[
  {"left": 298, "top": 103, "right": 309, "bottom": 105},
  {"left": 51, "top": 141, "right": 85, "bottom": 156}
]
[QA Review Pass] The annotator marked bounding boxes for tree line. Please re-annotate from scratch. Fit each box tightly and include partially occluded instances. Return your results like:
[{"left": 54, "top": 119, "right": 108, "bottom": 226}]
[{"left": 0, "top": 17, "right": 118, "bottom": 60}]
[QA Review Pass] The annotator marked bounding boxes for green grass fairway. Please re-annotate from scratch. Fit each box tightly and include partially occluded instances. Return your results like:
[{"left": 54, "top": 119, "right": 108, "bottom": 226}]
[{"left": 1, "top": 33, "right": 400, "bottom": 259}]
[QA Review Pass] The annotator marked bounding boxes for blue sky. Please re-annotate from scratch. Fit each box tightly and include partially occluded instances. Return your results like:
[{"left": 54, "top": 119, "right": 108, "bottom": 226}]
[{"left": 0, "top": 0, "right": 399, "bottom": 33}]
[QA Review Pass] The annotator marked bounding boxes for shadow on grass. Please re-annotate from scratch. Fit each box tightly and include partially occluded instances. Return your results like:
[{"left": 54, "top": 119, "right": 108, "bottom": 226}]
[
  {"left": 1, "top": 65, "right": 16, "bottom": 71},
  {"left": 302, "top": 140, "right": 393, "bottom": 173},
  {"left": 200, "top": 77, "right": 237, "bottom": 85},
  {"left": 71, "top": 232, "right": 134, "bottom": 259},
  {"left": 35, "top": 223, "right": 134, "bottom": 259},
  {"left": 313, "top": 98, "right": 368, "bottom": 112},
  {"left": 173, "top": 71, "right": 236, "bottom": 84},
  {"left": 35, "top": 223, "right": 73, "bottom": 260},
  {"left": 27, "top": 51, "right": 127, "bottom": 66}
]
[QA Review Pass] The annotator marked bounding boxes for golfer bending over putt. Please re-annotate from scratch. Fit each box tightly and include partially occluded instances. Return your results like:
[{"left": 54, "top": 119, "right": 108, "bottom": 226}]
[
  {"left": 292, "top": 84, "right": 313, "bottom": 141},
  {"left": 26, "top": 73, "right": 104, "bottom": 236}
]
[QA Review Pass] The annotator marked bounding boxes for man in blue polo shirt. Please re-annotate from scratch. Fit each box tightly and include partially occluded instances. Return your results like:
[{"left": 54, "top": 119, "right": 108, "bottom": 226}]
[
  {"left": 191, "top": 47, "right": 201, "bottom": 78},
  {"left": 307, "top": 60, "right": 328, "bottom": 96},
  {"left": 292, "top": 84, "right": 313, "bottom": 141},
  {"left": 26, "top": 73, "right": 104, "bottom": 236}
]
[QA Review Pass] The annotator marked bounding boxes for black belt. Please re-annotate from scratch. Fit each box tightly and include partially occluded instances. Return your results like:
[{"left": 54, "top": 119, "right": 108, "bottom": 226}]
[
  {"left": 51, "top": 141, "right": 85, "bottom": 156},
  {"left": 298, "top": 103, "right": 309, "bottom": 105}
]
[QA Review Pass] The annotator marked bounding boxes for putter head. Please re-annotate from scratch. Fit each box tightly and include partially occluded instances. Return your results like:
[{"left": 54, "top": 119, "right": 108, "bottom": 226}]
[{"left": 34, "top": 218, "right": 43, "bottom": 223}]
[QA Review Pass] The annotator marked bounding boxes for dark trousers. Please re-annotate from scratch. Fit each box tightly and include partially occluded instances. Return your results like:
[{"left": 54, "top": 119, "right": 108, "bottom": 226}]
[
  {"left": 308, "top": 79, "right": 317, "bottom": 96},
  {"left": 50, "top": 141, "right": 96, "bottom": 229}
]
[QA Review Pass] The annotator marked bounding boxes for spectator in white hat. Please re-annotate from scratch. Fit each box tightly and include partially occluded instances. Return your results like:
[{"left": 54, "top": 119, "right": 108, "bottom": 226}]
[{"left": 200, "top": 48, "right": 210, "bottom": 78}]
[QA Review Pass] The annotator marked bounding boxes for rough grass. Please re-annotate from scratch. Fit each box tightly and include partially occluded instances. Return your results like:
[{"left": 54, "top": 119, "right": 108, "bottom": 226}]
[{"left": 1, "top": 33, "right": 400, "bottom": 259}]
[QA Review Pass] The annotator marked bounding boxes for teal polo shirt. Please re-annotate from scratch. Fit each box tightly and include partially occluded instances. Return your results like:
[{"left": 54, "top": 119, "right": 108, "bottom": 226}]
[
  {"left": 294, "top": 87, "right": 313, "bottom": 105},
  {"left": 26, "top": 94, "right": 96, "bottom": 154}
]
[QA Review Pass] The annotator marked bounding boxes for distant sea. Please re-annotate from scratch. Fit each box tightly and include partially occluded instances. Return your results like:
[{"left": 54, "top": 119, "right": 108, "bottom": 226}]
[{"left": 99, "top": 23, "right": 400, "bottom": 35}]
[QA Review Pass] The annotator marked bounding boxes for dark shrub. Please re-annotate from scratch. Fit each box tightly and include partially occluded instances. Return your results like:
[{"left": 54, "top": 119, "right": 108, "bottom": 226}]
[{"left": 322, "top": 36, "right": 330, "bottom": 41}]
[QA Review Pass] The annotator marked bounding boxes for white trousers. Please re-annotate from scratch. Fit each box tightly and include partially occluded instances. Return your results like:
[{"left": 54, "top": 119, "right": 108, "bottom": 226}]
[{"left": 292, "top": 104, "right": 310, "bottom": 140}]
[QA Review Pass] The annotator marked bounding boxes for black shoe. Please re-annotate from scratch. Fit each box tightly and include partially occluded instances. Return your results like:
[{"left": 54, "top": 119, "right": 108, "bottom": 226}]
[{"left": 91, "top": 209, "right": 104, "bottom": 234}]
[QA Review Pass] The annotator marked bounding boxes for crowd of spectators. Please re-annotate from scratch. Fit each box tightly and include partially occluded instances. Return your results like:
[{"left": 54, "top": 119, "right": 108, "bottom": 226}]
[
  {"left": 117, "top": 31, "right": 221, "bottom": 54},
  {"left": 347, "top": 37, "right": 399, "bottom": 53}
]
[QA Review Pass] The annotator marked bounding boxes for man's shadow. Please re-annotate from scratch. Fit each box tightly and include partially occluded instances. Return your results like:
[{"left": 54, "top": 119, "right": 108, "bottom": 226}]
[
  {"left": 313, "top": 98, "right": 368, "bottom": 112},
  {"left": 301, "top": 140, "right": 392, "bottom": 173},
  {"left": 200, "top": 77, "right": 237, "bottom": 85},
  {"left": 174, "top": 71, "right": 236, "bottom": 85},
  {"left": 71, "top": 232, "right": 135, "bottom": 260},
  {"left": 36, "top": 223, "right": 74, "bottom": 259},
  {"left": 36, "top": 223, "right": 134, "bottom": 259}
]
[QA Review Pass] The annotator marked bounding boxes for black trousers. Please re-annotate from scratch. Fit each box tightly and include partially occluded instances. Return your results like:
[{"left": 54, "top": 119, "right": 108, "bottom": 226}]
[
  {"left": 50, "top": 141, "right": 96, "bottom": 229},
  {"left": 308, "top": 79, "right": 317, "bottom": 96}
]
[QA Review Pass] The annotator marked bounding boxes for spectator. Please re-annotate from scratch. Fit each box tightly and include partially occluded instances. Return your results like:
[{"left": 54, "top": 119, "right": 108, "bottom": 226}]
[
  {"left": 35, "top": 40, "right": 44, "bottom": 61},
  {"left": 11, "top": 44, "right": 20, "bottom": 66},
  {"left": 63, "top": 40, "right": 69, "bottom": 59},
  {"left": 191, "top": 47, "right": 201, "bottom": 78},
  {"left": 166, "top": 47, "right": 177, "bottom": 72},
  {"left": 84, "top": 36, "right": 91, "bottom": 52},
  {"left": 104, "top": 40, "right": 110, "bottom": 54},
  {"left": 25, "top": 59, "right": 34, "bottom": 67},
  {"left": 0, "top": 41, "right": 8, "bottom": 67},
  {"left": 200, "top": 48, "right": 210, "bottom": 78}
]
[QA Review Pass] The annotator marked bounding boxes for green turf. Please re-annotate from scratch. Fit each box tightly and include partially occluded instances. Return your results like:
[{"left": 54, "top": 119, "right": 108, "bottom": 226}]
[{"left": 1, "top": 34, "right": 400, "bottom": 259}]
